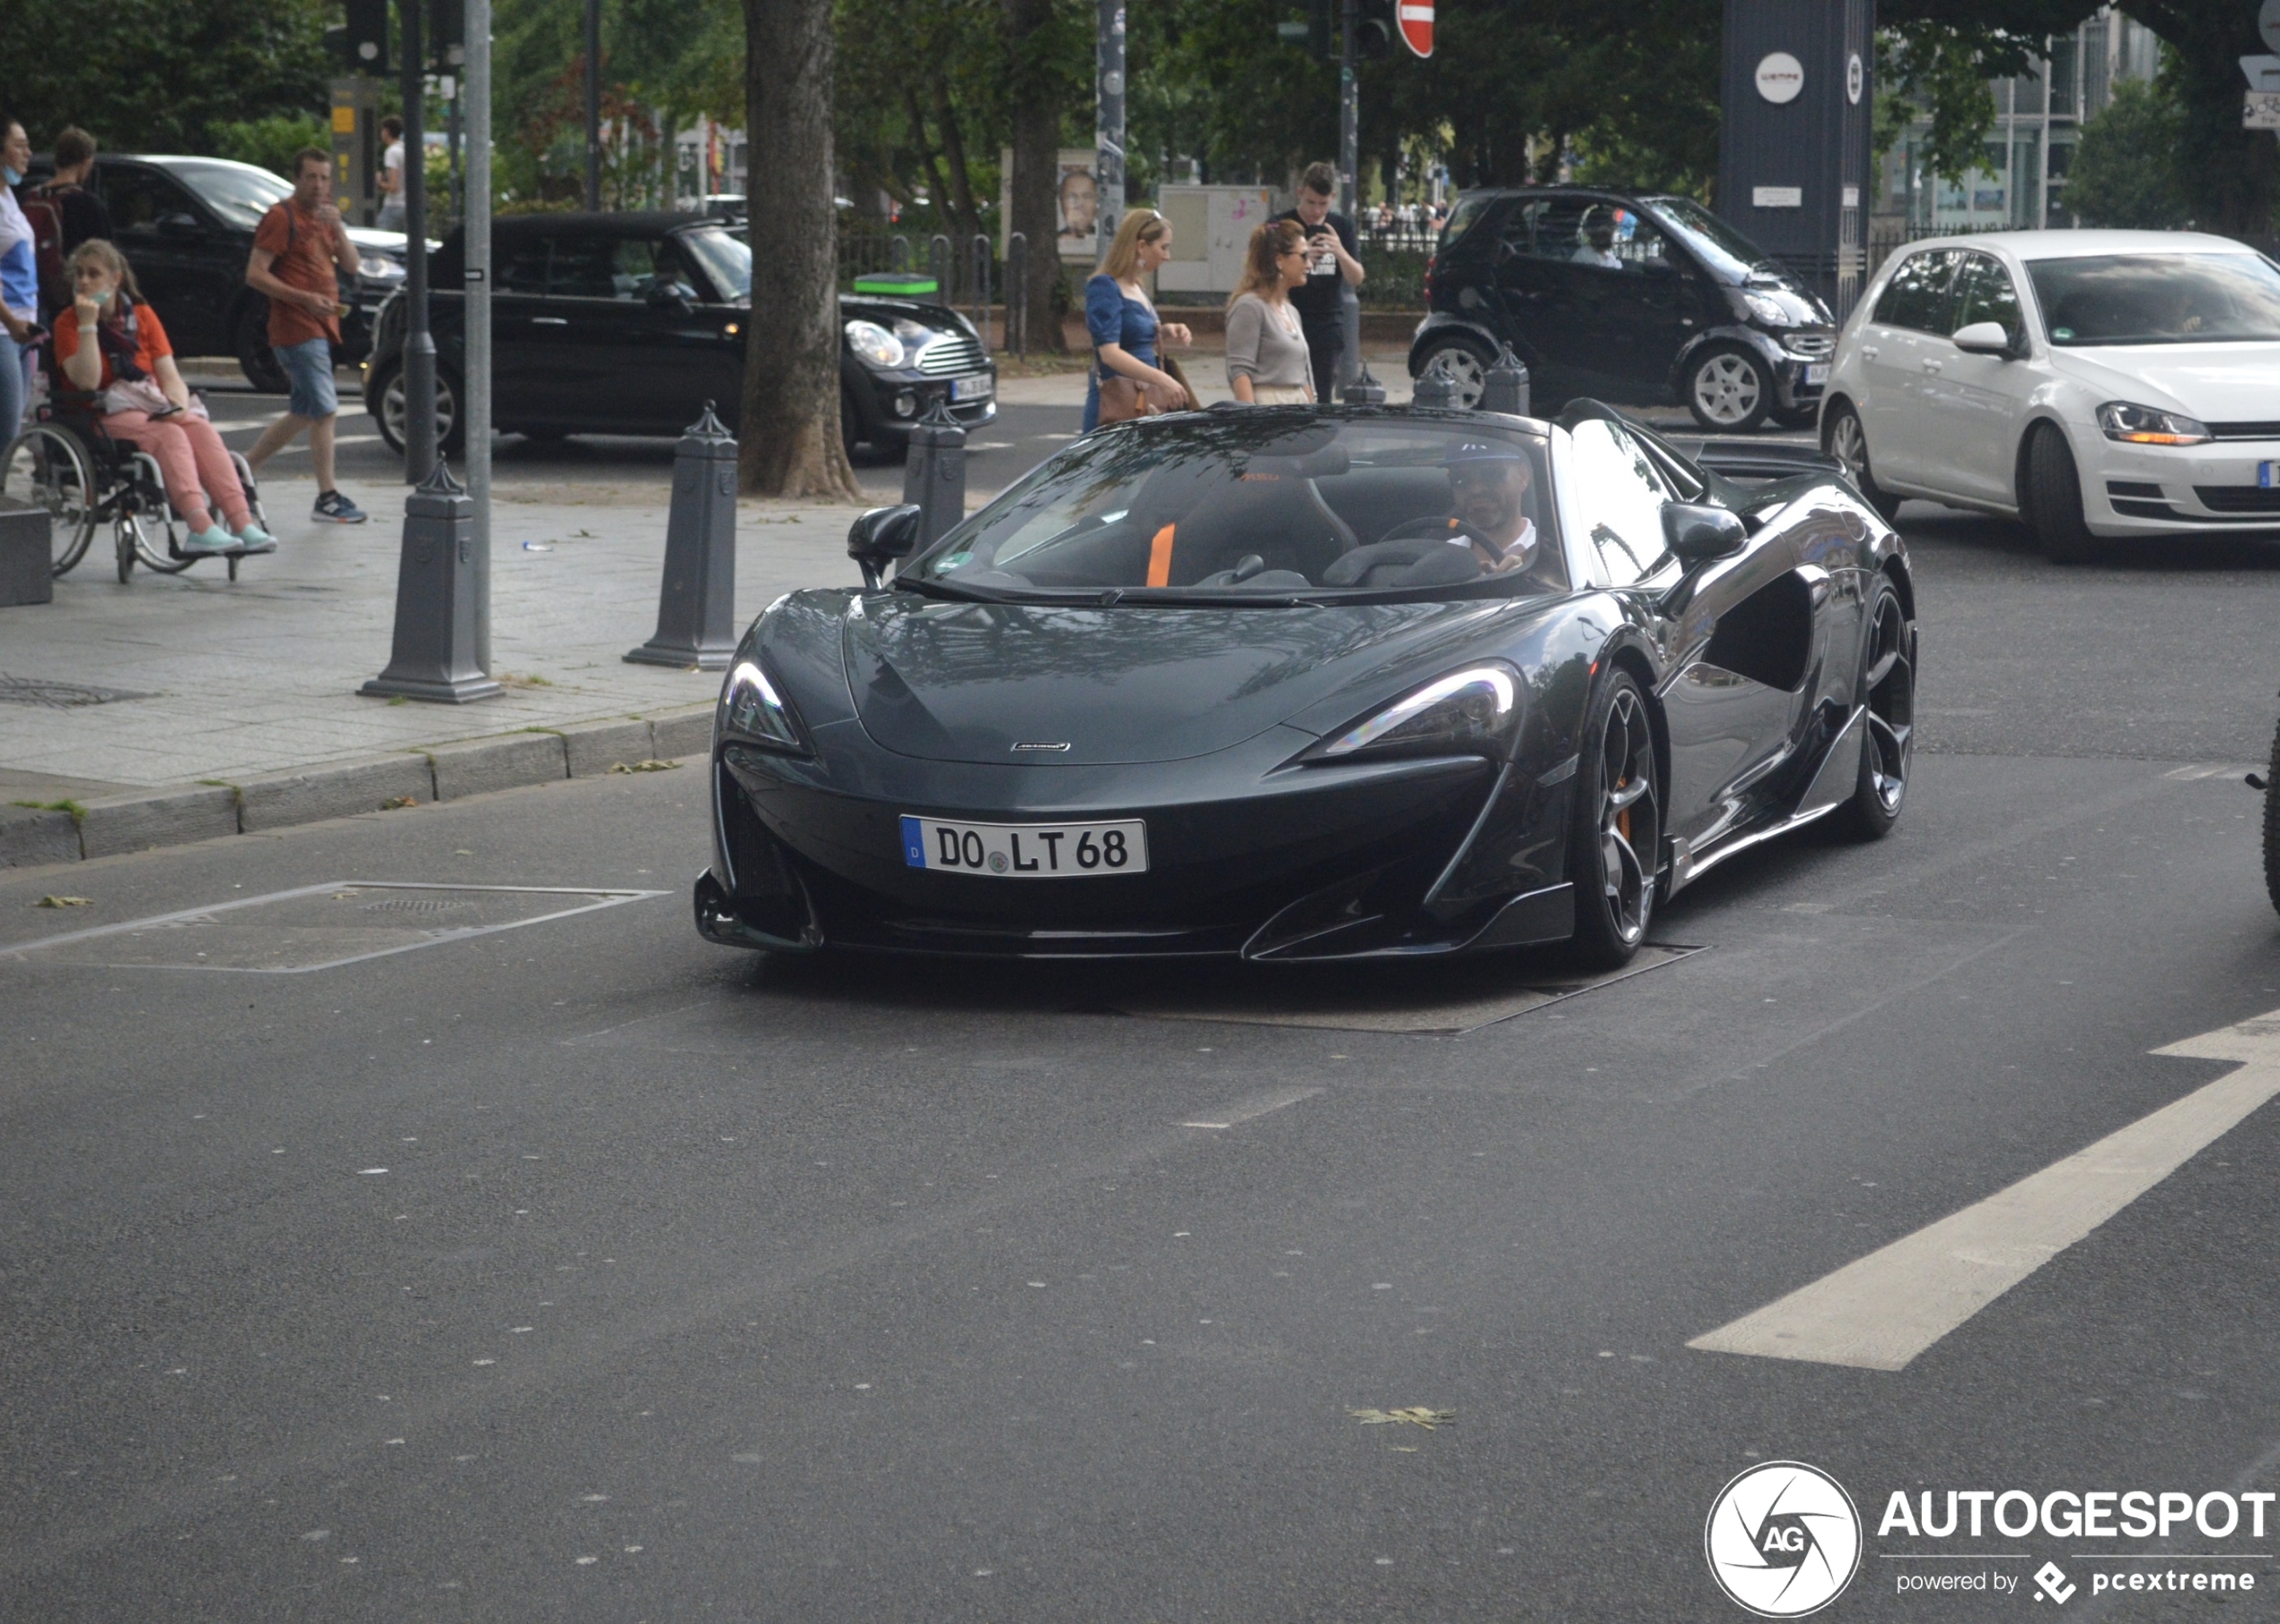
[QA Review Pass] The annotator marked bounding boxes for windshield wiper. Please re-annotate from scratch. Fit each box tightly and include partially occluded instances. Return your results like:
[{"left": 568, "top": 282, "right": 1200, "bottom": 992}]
[{"left": 892, "top": 575, "right": 1004, "bottom": 603}]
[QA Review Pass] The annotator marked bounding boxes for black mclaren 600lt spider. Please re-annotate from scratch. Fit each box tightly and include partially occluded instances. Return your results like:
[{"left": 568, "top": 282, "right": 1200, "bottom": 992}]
[{"left": 695, "top": 400, "right": 1916, "bottom": 969}]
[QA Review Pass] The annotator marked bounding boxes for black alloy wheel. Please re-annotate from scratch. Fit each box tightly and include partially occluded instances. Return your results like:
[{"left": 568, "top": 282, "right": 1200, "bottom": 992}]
[
  {"left": 1568, "top": 669, "right": 1662, "bottom": 970},
  {"left": 233, "top": 303, "right": 289, "bottom": 395},
  {"left": 1685, "top": 343, "right": 1774, "bottom": 433},
  {"left": 2025, "top": 421, "right": 2100, "bottom": 565},
  {"left": 1415, "top": 335, "right": 1495, "bottom": 409},
  {"left": 1823, "top": 404, "right": 1901, "bottom": 522},
  {"left": 1837, "top": 578, "right": 1914, "bottom": 839}
]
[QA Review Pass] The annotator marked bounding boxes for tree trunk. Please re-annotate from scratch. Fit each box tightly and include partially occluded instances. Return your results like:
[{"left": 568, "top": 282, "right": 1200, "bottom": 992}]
[
  {"left": 2122, "top": 1, "right": 2276, "bottom": 237},
  {"left": 934, "top": 79, "right": 984, "bottom": 243},
  {"left": 1003, "top": 0, "right": 1066, "bottom": 351},
  {"left": 741, "top": 0, "right": 863, "bottom": 499}
]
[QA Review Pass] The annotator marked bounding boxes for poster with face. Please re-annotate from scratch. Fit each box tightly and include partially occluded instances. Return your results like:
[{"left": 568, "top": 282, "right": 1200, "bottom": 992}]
[{"left": 1057, "top": 151, "right": 1099, "bottom": 259}]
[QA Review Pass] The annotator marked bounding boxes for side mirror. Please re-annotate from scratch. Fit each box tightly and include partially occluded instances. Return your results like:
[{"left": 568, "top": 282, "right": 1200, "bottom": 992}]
[
  {"left": 1662, "top": 502, "right": 1748, "bottom": 566},
  {"left": 848, "top": 503, "right": 924, "bottom": 588},
  {"left": 156, "top": 212, "right": 205, "bottom": 241},
  {"left": 646, "top": 281, "right": 696, "bottom": 312},
  {"left": 1951, "top": 320, "right": 2016, "bottom": 357}
]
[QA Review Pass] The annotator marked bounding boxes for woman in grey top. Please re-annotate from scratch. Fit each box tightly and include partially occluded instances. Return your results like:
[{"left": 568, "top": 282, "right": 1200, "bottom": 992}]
[{"left": 1224, "top": 219, "right": 1314, "bottom": 405}]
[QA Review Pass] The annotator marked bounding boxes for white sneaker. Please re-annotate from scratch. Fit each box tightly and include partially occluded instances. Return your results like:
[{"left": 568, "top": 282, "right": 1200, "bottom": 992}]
[{"left": 181, "top": 525, "right": 235, "bottom": 555}]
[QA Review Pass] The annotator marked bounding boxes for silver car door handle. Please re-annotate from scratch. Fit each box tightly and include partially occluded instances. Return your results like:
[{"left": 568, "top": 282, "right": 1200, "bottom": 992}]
[
  {"left": 1920, "top": 359, "right": 1942, "bottom": 373},
  {"left": 532, "top": 316, "right": 569, "bottom": 326},
  {"left": 1860, "top": 346, "right": 1878, "bottom": 359}
]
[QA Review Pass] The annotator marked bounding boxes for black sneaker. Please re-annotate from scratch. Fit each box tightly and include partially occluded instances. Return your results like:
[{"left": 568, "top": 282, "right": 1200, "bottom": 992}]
[{"left": 312, "top": 489, "right": 368, "bottom": 524}]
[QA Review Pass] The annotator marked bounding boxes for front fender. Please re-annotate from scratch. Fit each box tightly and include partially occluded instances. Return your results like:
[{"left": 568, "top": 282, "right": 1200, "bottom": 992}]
[{"left": 1407, "top": 312, "right": 1508, "bottom": 377}]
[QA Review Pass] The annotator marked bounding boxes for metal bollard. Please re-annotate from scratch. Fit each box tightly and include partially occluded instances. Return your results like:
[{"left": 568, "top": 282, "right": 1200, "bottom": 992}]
[
  {"left": 1411, "top": 367, "right": 1458, "bottom": 409},
  {"left": 1006, "top": 232, "right": 1029, "bottom": 356},
  {"left": 901, "top": 398, "right": 967, "bottom": 549},
  {"left": 929, "top": 234, "right": 952, "bottom": 301},
  {"left": 1340, "top": 363, "right": 1387, "bottom": 406},
  {"left": 890, "top": 233, "right": 911, "bottom": 272},
  {"left": 1479, "top": 343, "right": 1531, "bottom": 416},
  {"left": 360, "top": 461, "right": 503, "bottom": 703},
  {"left": 625, "top": 401, "right": 740, "bottom": 671},
  {"left": 969, "top": 233, "right": 991, "bottom": 338}
]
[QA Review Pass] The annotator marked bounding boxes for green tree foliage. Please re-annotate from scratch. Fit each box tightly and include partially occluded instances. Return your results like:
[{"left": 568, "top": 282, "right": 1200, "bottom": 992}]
[
  {"left": 2063, "top": 74, "right": 2192, "bottom": 227},
  {"left": 0, "top": 0, "right": 330, "bottom": 154},
  {"left": 210, "top": 114, "right": 333, "bottom": 178}
]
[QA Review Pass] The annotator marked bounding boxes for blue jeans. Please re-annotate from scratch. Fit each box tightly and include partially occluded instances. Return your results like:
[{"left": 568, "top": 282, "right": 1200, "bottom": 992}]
[
  {"left": 0, "top": 329, "right": 31, "bottom": 447},
  {"left": 274, "top": 336, "right": 338, "bottom": 419}
]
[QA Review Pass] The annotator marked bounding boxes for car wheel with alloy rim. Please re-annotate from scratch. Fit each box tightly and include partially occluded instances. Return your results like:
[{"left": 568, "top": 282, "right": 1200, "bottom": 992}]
[
  {"left": 1822, "top": 403, "right": 1901, "bottom": 522},
  {"left": 1837, "top": 576, "right": 1913, "bottom": 839},
  {"left": 1567, "top": 669, "right": 1662, "bottom": 970},
  {"left": 1685, "top": 344, "right": 1773, "bottom": 433},
  {"left": 1414, "top": 336, "right": 1494, "bottom": 409}
]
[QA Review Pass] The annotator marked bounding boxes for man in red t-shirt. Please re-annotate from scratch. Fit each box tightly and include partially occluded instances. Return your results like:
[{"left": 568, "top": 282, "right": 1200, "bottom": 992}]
[{"left": 243, "top": 148, "right": 368, "bottom": 524}]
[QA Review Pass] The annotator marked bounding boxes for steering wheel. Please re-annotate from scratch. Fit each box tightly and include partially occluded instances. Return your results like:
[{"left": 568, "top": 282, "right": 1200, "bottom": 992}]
[{"left": 1378, "top": 514, "right": 1505, "bottom": 558}]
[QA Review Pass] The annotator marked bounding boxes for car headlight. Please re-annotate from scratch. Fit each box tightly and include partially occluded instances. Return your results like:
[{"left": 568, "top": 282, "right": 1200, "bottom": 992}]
[
  {"left": 1311, "top": 663, "right": 1523, "bottom": 762},
  {"left": 358, "top": 255, "right": 405, "bottom": 282},
  {"left": 1737, "top": 289, "right": 1794, "bottom": 327},
  {"left": 845, "top": 320, "right": 906, "bottom": 370},
  {"left": 2096, "top": 401, "right": 2211, "bottom": 446},
  {"left": 720, "top": 659, "right": 809, "bottom": 754}
]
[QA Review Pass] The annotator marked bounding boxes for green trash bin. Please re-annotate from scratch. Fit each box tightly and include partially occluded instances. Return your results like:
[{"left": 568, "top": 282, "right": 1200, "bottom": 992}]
[{"left": 852, "top": 272, "right": 939, "bottom": 298}]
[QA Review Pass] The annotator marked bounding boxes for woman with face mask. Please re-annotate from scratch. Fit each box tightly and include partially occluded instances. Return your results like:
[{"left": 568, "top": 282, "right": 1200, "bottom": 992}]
[
  {"left": 54, "top": 241, "right": 272, "bottom": 554},
  {"left": 0, "top": 119, "right": 46, "bottom": 446}
]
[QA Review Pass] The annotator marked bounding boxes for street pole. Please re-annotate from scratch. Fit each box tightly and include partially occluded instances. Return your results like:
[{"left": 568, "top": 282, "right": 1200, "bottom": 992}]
[
  {"left": 466, "top": 0, "right": 492, "bottom": 671},
  {"left": 401, "top": 0, "right": 437, "bottom": 486},
  {"left": 583, "top": 0, "right": 602, "bottom": 211},
  {"left": 1339, "top": 0, "right": 1358, "bottom": 217},
  {"left": 1095, "top": 0, "right": 1125, "bottom": 268}
]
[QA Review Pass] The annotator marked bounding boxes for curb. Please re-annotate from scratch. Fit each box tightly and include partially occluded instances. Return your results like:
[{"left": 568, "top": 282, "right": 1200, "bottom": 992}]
[{"left": 3, "top": 702, "right": 716, "bottom": 869}]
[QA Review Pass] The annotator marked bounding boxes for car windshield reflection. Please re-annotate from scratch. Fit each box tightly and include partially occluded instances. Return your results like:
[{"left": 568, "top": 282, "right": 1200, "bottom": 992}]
[
  {"left": 682, "top": 229, "right": 751, "bottom": 303},
  {"left": 906, "top": 413, "right": 1565, "bottom": 601},
  {"left": 163, "top": 159, "right": 291, "bottom": 230},
  {"left": 2026, "top": 253, "right": 2280, "bottom": 347}
]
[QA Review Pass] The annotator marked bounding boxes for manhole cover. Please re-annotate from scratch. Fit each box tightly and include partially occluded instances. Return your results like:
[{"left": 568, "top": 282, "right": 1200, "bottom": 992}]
[
  {"left": 0, "top": 675, "right": 153, "bottom": 707},
  {"left": 0, "top": 881, "right": 664, "bottom": 973}
]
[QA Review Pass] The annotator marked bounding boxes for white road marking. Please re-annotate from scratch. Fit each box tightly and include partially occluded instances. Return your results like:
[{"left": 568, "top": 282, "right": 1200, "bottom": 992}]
[
  {"left": 1689, "top": 1006, "right": 2280, "bottom": 1371},
  {"left": 1178, "top": 1084, "right": 1321, "bottom": 1130}
]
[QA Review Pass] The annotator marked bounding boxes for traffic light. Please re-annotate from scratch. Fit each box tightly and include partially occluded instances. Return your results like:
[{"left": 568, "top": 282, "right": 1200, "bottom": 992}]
[
  {"left": 326, "top": 0, "right": 389, "bottom": 73},
  {"left": 1355, "top": 0, "right": 1394, "bottom": 59},
  {"left": 429, "top": 0, "right": 464, "bottom": 66}
]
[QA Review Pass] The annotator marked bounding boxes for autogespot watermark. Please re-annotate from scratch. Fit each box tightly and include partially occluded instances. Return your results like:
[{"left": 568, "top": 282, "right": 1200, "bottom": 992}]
[
  {"left": 1705, "top": 1462, "right": 1864, "bottom": 1617},
  {"left": 1706, "top": 1468, "right": 2272, "bottom": 1612}
]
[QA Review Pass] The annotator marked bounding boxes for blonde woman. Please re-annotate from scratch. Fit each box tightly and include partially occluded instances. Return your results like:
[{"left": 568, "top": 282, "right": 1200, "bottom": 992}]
[
  {"left": 1224, "top": 220, "right": 1314, "bottom": 405},
  {"left": 1083, "top": 207, "right": 1193, "bottom": 430}
]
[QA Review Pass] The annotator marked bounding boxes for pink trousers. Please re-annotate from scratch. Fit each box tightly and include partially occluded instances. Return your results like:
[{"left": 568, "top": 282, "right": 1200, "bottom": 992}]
[{"left": 101, "top": 410, "right": 251, "bottom": 531}]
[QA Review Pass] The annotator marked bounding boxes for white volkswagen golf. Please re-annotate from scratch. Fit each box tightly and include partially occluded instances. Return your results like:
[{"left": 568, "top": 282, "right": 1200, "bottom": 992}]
[{"left": 1820, "top": 230, "right": 2280, "bottom": 562}]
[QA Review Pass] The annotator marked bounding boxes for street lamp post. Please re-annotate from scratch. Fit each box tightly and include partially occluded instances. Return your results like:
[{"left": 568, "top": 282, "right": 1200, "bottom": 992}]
[
  {"left": 401, "top": 0, "right": 437, "bottom": 484},
  {"left": 1096, "top": 0, "right": 1124, "bottom": 267},
  {"left": 466, "top": 0, "right": 493, "bottom": 670}
]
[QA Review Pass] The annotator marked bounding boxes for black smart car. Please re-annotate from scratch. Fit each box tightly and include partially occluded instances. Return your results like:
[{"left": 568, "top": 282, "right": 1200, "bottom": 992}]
[
  {"left": 363, "top": 212, "right": 995, "bottom": 456},
  {"left": 22, "top": 153, "right": 414, "bottom": 391},
  {"left": 1409, "top": 187, "right": 1836, "bottom": 432}
]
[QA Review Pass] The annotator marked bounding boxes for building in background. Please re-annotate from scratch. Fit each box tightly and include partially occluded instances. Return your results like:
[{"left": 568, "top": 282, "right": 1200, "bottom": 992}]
[{"left": 1874, "top": 6, "right": 2161, "bottom": 248}]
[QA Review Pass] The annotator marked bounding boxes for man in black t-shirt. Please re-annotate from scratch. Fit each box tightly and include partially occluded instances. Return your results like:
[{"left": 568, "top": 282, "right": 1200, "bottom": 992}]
[{"left": 1273, "top": 161, "right": 1364, "bottom": 403}]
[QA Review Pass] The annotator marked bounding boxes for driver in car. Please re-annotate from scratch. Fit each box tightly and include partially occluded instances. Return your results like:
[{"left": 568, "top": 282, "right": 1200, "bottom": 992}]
[
  {"left": 1572, "top": 207, "right": 1624, "bottom": 269},
  {"left": 1443, "top": 441, "right": 1548, "bottom": 579}
]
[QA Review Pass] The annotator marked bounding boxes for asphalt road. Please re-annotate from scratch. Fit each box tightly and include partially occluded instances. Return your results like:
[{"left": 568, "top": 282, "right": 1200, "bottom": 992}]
[{"left": 5, "top": 505, "right": 2280, "bottom": 1620}]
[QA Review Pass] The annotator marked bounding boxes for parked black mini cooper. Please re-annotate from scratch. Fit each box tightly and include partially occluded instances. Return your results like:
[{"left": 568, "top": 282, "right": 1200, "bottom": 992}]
[
  {"left": 364, "top": 212, "right": 995, "bottom": 456},
  {"left": 1409, "top": 187, "right": 1836, "bottom": 432}
]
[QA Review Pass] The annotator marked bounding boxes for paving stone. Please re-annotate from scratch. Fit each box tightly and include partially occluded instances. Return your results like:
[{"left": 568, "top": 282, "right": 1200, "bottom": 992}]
[
  {"left": 77, "top": 786, "right": 240, "bottom": 858},
  {"left": 426, "top": 733, "right": 568, "bottom": 801},
  {"left": 236, "top": 755, "right": 437, "bottom": 831}
]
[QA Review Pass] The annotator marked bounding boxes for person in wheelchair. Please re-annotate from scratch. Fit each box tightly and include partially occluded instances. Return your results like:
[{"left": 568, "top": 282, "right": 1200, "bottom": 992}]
[{"left": 52, "top": 241, "right": 274, "bottom": 555}]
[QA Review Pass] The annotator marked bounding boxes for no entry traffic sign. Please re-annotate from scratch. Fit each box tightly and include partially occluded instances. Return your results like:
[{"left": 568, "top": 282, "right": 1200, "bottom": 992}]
[{"left": 1399, "top": 0, "right": 1432, "bottom": 57}]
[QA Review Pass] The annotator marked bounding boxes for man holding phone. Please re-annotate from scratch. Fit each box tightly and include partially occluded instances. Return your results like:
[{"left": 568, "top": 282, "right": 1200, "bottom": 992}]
[
  {"left": 1274, "top": 161, "right": 1365, "bottom": 404},
  {"left": 243, "top": 148, "right": 368, "bottom": 524}
]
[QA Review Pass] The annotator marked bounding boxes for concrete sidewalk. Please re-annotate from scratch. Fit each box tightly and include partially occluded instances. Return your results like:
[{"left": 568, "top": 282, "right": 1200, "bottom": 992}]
[{"left": 3, "top": 476, "right": 865, "bottom": 865}]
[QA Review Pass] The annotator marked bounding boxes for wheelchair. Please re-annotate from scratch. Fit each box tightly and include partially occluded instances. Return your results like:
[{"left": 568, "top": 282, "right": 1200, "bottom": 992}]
[{"left": 1, "top": 380, "right": 268, "bottom": 584}]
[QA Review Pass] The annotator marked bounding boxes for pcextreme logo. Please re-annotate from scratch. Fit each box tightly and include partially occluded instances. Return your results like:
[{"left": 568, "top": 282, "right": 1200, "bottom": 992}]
[{"left": 1706, "top": 1461, "right": 1864, "bottom": 1618}]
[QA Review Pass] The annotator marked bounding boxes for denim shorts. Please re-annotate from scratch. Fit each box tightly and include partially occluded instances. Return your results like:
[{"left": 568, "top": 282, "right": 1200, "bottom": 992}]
[{"left": 275, "top": 336, "right": 338, "bottom": 419}]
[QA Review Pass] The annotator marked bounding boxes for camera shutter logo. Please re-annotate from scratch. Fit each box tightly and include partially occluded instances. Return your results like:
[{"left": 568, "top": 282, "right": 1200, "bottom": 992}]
[{"left": 1704, "top": 1461, "right": 1862, "bottom": 1617}]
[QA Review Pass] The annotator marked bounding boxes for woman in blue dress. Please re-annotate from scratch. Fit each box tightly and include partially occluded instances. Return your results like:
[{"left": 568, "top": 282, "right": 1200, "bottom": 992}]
[{"left": 1082, "top": 208, "right": 1192, "bottom": 432}]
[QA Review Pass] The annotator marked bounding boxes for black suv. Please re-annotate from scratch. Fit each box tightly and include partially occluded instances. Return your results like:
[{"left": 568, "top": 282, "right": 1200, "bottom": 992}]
[
  {"left": 22, "top": 153, "right": 414, "bottom": 391},
  {"left": 364, "top": 212, "right": 995, "bottom": 457},
  {"left": 1409, "top": 187, "right": 1836, "bottom": 432}
]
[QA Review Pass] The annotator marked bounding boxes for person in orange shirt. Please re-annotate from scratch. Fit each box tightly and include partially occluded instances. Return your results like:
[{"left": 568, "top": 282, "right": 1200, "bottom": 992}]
[
  {"left": 242, "top": 147, "right": 366, "bottom": 524},
  {"left": 54, "top": 241, "right": 271, "bottom": 554}
]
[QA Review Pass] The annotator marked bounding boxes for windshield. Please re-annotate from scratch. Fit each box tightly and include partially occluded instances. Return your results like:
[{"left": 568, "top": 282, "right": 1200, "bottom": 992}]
[
  {"left": 1440, "top": 193, "right": 1493, "bottom": 250},
  {"left": 162, "top": 159, "right": 291, "bottom": 229},
  {"left": 681, "top": 229, "right": 751, "bottom": 303},
  {"left": 2025, "top": 253, "right": 2280, "bottom": 347},
  {"left": 1647, "top": 195, "right": 1776, "bottom": 284},
  {"left": 906, "top": 414, "right": 1565, "bottom": 601}
]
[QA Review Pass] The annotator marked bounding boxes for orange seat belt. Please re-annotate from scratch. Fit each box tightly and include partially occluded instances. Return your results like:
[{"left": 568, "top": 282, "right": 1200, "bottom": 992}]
[{"left": 1146, "top": 522, "right": 1176, "bottom": 587}]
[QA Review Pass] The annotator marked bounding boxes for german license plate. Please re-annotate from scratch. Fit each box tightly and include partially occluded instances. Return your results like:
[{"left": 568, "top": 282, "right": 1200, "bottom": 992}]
[
  {"left": 1804, "top": 363, "right": 1830, "bottom": 386},
  {"left": 900, "top": 816, "right": 1147, "bottom": 877},
  {"left": 2259, "top": 461, "right": 2278, "bottom": 487},
  {"left": 951, "top": 373, "right": 995, "bottom": 402}
]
